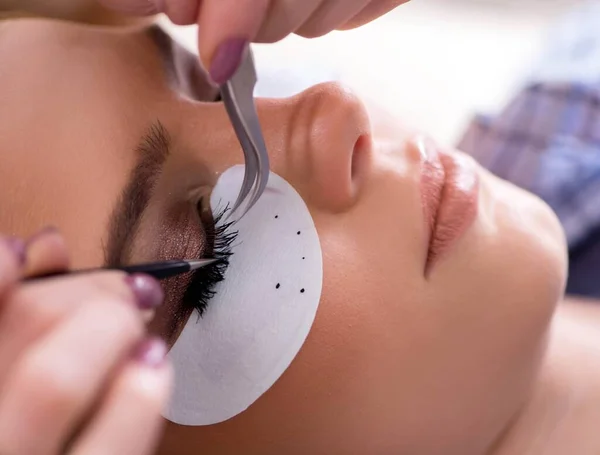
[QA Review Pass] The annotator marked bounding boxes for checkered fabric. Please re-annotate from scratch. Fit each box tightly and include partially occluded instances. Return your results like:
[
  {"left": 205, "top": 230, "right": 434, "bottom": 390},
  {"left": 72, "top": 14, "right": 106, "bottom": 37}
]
[{"left": 458, "top": 1, "right": 600, "bottom": 296}]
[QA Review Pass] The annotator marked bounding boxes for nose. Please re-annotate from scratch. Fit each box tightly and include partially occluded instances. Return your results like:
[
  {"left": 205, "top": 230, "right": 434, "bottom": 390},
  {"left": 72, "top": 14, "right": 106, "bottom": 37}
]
[
  {"left": 175, "top": 82, "right": 372, "bottom": 213},
  {"left": 269, "top": 83, "right": 373, "bottom": 213}
]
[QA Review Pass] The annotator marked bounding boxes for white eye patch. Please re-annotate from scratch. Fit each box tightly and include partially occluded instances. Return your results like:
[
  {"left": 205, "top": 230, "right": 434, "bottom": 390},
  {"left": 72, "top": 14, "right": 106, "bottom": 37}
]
[{"left": 164, "top": 165, "right": 323, "bottom": 426}]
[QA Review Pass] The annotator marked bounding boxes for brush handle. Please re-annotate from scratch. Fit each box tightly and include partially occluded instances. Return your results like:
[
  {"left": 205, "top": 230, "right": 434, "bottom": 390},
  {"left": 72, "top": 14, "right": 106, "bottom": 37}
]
[
  {"left": 119, "top": 260, "right": 193, "bottom": 279},
  {"left": 23, "top": 260, "right": 194, "bottom": 282}
]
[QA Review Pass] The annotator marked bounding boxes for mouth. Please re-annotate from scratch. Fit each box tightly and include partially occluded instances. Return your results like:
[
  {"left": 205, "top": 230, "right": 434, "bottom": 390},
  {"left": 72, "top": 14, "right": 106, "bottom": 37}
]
[{"left": 420, "top": 144, "right": 479, "bottom": 273}]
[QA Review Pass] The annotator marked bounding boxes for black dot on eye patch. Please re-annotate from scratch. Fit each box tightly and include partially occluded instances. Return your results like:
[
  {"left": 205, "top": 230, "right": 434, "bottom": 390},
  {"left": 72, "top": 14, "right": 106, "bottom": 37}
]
[
  {"left": 300, "top": 288, "right": 305, "bottom": 293},
  {"left": 276, "top": 283, "right": 281, "bottom": 289},
  {"left": 275, "top": 215, "right": 279, "bottom": 219},
  {"left": 302, "top": 257, "right": 305, "bottom": 260},
  {"left": 297, "top": 231, "right": 301, "bottom": 235}
]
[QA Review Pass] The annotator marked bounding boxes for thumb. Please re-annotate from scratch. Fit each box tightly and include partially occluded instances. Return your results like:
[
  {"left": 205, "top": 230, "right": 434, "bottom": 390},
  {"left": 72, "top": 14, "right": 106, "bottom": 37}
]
[{"left": 198, "top": 0, "right": 270, "bottom": 84}]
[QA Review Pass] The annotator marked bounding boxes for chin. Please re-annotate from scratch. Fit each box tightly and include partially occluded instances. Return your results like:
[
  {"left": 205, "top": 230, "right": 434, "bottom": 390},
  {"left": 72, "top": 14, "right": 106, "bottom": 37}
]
[
  {"left": 427, "top": 167, "right": 569, "bottom": 454},
  {"left": 474, "top": 169, "right": 568, "bottom": 377},
  {"left": 498, "top": 173, "right": 567, "bottom": 311}
]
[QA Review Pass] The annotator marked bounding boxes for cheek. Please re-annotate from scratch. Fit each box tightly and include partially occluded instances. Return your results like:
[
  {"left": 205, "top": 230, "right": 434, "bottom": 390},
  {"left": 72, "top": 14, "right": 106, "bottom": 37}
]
[
  {"left": 408, "top": 173, "right": 569, "bottom": 450},
  {"left": 235, "top": 228, "right": 432, "bottom": 450},
  {"left": 428, "top": 169, "right": 565, "bottom": 370},
  {"left": 482, "top": 173, "right": 567, "bottom": 327}
]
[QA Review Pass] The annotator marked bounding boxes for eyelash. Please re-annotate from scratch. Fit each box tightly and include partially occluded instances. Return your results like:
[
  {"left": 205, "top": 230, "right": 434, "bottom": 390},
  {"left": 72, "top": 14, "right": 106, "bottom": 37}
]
[{"left": 182, "top": 205, "right": 238, "bottom": 317}]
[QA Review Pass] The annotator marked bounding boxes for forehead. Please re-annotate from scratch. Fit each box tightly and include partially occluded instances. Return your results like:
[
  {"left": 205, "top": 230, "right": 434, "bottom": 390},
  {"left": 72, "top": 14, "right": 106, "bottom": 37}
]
[
  {"left": 0, "top": 19, "right": 167, "bottom": 99},
  {"left": 0, "top": 19, "right": 164, "bottom": 266},
  {"left": 0, "top": 20, "right": 166, "bottom": 178}
]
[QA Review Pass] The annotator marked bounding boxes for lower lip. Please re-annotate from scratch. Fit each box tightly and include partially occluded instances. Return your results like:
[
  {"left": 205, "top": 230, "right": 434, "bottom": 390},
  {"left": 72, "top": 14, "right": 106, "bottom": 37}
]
[{"left": 422, "top": 151, "right": 479, "bottom": 272}]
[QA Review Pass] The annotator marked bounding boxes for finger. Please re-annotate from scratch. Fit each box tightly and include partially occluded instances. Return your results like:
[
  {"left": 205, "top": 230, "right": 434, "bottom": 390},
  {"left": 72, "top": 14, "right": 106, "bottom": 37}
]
[
  {"left": 296, "top": 0, "right": 368, "bottom": 39},
  {"left": 0, "top": 296, "right": 146, "bottom": 455},
  {"left": 96, "top": 0, "right": 163, "bottom": 16},
  {"left": 0, "top": 236, "right": 26, "bottom": 302},
  {"left": 0, "top": 273, "right": 163, "bottom": 389},
  {"left": 198, "top": 0, "right": 271, "bottom": 84},
  {"left": 338, "top": 0, "right": 408, "bottom": 30},
  {"left": 161, "top": 0, "right": 201, "bottom": 25},
  {"left": 254, "top": 0, "right": 322, "bottom": 43},
  {"left": 0, "top": 272, "right": 131, "bottom": 387},
  {"left": 68, "top": 338, "right": 171, "bottom": 455},
  {"left": 98, "top": 0, "right": 202, "bottom": 24},
  {"left": 23, "top": 227, "right": 69, "bottom": 279}
]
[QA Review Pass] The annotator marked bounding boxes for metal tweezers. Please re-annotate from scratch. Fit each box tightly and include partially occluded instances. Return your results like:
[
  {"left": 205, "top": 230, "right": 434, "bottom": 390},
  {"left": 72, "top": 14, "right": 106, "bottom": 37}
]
[{"left": 220, "top": 46, "right": 270, "bottom": 220}]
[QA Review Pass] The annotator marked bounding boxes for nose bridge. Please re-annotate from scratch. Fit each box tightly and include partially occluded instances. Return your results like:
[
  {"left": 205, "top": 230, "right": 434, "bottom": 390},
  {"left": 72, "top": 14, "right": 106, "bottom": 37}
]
[
  {"left": 174, "top": 101, "right": 244, "bottom": 176},
  {"left": 174, "top": 96, "right": 294, "bottom": 175},
  {"left": 255, "top": 97, "right": 296, "bottom": 176}
]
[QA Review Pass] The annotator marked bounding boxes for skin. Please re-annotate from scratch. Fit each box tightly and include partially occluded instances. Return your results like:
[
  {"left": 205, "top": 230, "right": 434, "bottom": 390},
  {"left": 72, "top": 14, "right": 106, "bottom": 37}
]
[
  {"left": 0, "top": 0, "right": 151, "bottom": 25},
  {"left": 0, "top": 229, "right": 172, "bottom": 455},
  {"left": 2, "top": 17, "right": 599, "bottom": 455}
]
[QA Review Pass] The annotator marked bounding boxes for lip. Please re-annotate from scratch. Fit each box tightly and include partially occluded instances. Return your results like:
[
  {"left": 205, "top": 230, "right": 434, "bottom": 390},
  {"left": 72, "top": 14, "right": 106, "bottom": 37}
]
[{"left": 420, "top": 144, "right": 479, "bottom": 273}]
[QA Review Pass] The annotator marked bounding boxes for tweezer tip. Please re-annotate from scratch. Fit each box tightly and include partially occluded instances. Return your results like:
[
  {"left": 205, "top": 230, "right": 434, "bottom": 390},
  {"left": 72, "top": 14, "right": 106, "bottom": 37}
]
[{"left": 187, "top": 258, "right": 219, "bottom": 270}]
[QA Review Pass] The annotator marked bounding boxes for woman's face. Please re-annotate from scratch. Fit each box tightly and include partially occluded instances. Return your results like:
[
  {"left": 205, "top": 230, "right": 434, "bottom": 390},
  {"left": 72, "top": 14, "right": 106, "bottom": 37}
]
[{"left": 0, "top": 19, "right": 567, "bottom": 454}]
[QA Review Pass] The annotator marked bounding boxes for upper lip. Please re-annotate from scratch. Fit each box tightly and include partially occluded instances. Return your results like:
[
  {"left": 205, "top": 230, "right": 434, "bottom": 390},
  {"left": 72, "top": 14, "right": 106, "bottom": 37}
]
[
  {"left": 419, "top": 144, "right": 479, "bottom": 272},
  {"left": 419, "top": 146, "right": 446, "bottom": 260}
]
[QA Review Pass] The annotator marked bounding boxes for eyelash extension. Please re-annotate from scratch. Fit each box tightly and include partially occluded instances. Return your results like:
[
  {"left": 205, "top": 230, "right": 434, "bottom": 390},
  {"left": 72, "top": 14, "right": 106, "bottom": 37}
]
[{"left": 182, "top": 205, "right": 238, "bottom": 317}]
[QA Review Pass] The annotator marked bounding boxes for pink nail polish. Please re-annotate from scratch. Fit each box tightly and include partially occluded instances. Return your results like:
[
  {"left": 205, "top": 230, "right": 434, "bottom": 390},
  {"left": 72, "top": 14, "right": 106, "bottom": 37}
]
[
  {"left": 209, "top": 38, "right": 248, "bottom": 85},
  {"left": 125, "top": 273, "right": 164, "bottom": 309},
  {"left": 133, "top": 337, "right": 167, "bottom": 368}
]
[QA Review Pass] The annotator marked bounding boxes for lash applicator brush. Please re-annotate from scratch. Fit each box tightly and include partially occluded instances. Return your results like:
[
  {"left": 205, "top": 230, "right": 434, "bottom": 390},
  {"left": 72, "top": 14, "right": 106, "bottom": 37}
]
[
  {"left": 115, "top": 258, "right": 220, "bottom": 279},
  {"left": 24, "top": 258, "right": 220, "bottom": 282}
]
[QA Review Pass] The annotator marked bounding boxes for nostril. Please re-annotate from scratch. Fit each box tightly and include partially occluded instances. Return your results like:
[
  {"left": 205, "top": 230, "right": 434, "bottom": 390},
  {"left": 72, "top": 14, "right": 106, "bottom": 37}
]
[
  {"left": 296, "top": 82, "right": 372, "bottom": 211},
  {"left": 351, "top": 133, "right": 371, "bottom": 185}
]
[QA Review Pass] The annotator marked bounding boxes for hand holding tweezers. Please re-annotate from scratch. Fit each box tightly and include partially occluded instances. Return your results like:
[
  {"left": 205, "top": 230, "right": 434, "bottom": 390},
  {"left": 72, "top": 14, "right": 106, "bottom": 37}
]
[{"left": 220, "top": 46, "right": 270, "bottom": 220}]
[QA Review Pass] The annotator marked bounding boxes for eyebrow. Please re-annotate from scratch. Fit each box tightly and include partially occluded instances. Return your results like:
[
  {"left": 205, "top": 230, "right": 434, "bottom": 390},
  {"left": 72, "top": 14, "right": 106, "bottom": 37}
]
[
  {"left": 104, "top": 122, "right": 170, "bottom": 266},
  {"left": 104, "top": 25, "right": 183, "bottom": 266}
]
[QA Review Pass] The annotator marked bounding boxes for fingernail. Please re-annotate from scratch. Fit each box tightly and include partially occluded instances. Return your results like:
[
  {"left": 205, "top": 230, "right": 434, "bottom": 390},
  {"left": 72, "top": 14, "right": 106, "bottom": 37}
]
[
  {"left": 209, "top": 38, "right": 248, "bottom": 85},
  {"left": 125, "top": 273, "right": 164, "bottom": 309},
  {"left": 4, "top": 237, "right": 26, "bottom": 266},
  {"left": 133, "top": 337, "right": 167, "bottom": 368},
  {"left": 26, "top": 226, "right": 59, "bottom": 246}
]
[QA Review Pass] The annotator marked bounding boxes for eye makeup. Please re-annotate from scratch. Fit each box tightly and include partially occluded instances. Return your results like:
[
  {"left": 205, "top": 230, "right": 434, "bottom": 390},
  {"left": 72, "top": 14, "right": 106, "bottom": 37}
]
[
  {"left": 181, "top": 204, "right": 238, "bottom": 317},
  {"left": 166, "top": 165, "right": 323, "bottom": 426},
  {"left": 146, "top": 200, "right": 237, "bottom": 346}
]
